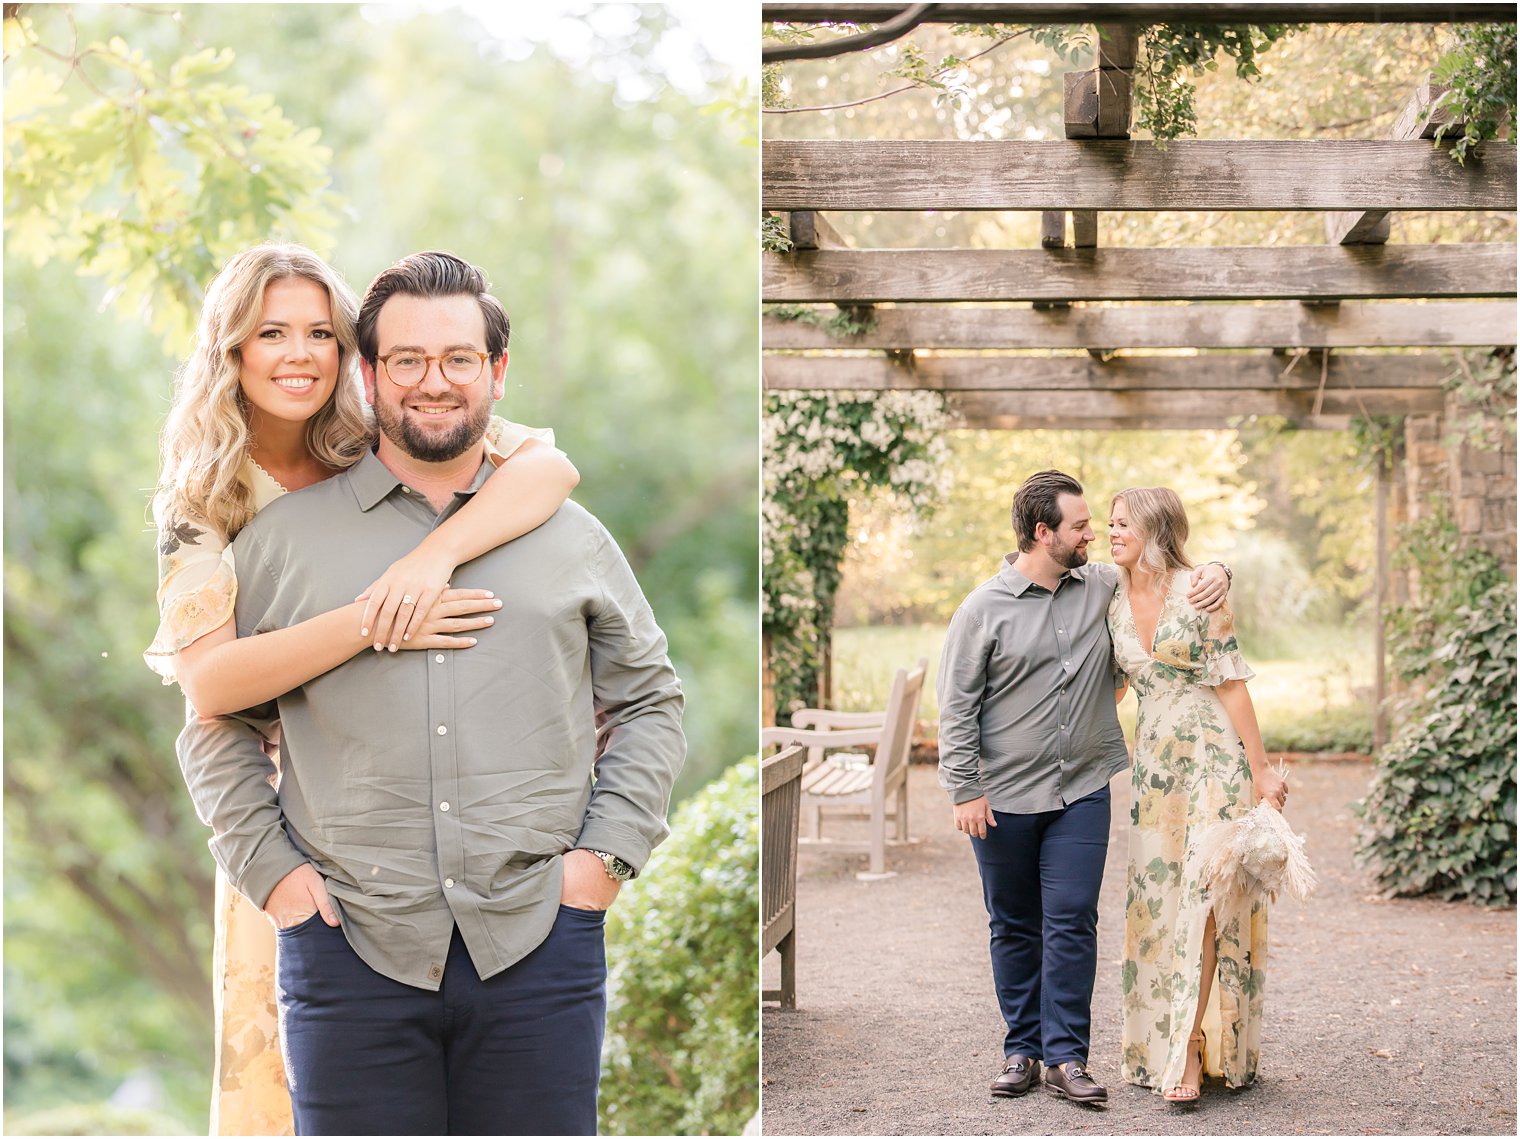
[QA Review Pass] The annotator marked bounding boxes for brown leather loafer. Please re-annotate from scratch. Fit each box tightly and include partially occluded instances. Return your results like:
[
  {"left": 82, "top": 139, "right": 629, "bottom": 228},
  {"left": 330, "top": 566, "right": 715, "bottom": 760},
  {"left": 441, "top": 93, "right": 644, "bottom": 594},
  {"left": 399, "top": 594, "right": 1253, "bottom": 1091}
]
[
  {"left": 1044, "top": 1061, "right": 1108, "bottom": 1104},
  {"left": 990, "top": 1053, "right": 1041, "bottom": 1096}
]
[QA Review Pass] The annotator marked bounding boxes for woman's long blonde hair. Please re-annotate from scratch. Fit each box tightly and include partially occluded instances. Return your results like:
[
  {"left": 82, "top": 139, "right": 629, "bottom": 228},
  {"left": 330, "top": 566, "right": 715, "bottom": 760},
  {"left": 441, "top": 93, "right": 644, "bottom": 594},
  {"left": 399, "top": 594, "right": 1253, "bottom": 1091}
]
[
  {"left": 155, "top": 244, "right": 373, "bottom": 539},
  {"left": 1112, "top": 486, "right": 1194, "bottom": 593}
]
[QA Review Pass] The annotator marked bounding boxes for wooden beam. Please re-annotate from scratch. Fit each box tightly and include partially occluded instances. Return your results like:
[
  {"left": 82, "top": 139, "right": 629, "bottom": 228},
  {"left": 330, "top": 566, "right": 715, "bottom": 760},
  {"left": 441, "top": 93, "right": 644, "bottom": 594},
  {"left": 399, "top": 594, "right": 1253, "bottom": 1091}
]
[
  {"left": 762, "top": 245, "right": 1518, "bottom": 303},
  {"left": 959, "top": 411, "right": 1358, "bottom": 431},
  {"left": 787, "top": 210, "right": 846, "bottom": 251},
  {"left": 761, "top": 353, "right": 1452, "bottom": 392},
  {"left": 762, "top": 4, "right": 1516, "bottom": 24},
  {"left": 1065, "top": 27, "right": 1136, "bottom": 253},
  {"left": 946, "top": 387, "right": 1444, "bottom": 422},
  {"left": 761, "top": 301, "right": 1518, "bottom": 350},
  {"left": 1040, "top": 211, "right": 1066, "bottom": 249},
  {"left": 1329, "top": 78, "right": 1462, "bottom": 244},
  {"left": 1065, "top": 25, "right": 1137, "bottom": 139},
  {"left": 762, "top": 140, "right": 1517, "bottom": 212},
  {"left": 1071, "top": 211, "right": 1098, "bottom": 247}
]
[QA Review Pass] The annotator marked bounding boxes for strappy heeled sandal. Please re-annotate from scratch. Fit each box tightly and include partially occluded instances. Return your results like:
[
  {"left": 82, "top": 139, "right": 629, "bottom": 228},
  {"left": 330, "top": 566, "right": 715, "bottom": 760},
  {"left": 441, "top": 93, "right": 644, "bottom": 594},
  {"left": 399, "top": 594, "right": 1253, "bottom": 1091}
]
[{"left": 1163, "top": 1030, "right": 1206, "bottom": 1104}]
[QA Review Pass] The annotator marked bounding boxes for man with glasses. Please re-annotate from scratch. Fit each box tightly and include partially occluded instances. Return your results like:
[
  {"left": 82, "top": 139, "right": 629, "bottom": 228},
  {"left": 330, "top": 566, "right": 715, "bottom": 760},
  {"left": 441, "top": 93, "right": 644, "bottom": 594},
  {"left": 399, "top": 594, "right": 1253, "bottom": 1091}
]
[{"left": 178, "top": 251, "right": 685, "bottom": 1134}]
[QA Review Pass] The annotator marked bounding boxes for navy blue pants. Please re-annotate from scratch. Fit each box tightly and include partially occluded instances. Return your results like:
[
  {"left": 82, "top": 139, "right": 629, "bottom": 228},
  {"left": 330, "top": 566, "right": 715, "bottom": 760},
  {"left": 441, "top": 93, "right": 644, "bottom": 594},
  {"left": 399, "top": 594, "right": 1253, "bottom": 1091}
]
[
  {"left": 970, "top": 784, "right": 1110, "bottom": 1066},
  {"left": 276, "top": 906, "right": 607, "bottom": 1136}
]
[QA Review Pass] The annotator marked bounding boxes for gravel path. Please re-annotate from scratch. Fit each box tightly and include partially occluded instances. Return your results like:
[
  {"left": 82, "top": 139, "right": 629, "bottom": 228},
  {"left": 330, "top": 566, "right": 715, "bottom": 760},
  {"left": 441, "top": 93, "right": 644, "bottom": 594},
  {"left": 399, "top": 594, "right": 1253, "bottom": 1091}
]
[{"left": 761, "top": 760, "right": 1516, "bottom": 1136}]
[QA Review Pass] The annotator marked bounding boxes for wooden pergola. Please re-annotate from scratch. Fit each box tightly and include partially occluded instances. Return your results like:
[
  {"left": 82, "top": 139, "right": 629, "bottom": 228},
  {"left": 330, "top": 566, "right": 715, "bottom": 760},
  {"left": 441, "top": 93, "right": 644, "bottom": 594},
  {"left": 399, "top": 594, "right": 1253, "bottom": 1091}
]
[{"left": 762, "top": 3, "right": 1518, "bottom": 736}]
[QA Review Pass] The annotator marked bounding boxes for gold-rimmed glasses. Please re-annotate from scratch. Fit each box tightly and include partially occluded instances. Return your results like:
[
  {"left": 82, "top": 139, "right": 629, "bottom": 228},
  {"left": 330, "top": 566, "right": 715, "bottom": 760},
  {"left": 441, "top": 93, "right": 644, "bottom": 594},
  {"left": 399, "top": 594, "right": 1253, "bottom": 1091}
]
[{"left": 377, "top": 350, "right": 489, "bottom": 387}]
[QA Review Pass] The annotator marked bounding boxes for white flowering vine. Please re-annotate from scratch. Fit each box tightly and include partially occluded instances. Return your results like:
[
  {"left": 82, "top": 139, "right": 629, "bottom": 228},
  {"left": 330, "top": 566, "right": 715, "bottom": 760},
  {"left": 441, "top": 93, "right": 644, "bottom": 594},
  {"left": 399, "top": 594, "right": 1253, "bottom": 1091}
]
[{"left": 763, "top": 389, "right": 952, "bottom": 716}]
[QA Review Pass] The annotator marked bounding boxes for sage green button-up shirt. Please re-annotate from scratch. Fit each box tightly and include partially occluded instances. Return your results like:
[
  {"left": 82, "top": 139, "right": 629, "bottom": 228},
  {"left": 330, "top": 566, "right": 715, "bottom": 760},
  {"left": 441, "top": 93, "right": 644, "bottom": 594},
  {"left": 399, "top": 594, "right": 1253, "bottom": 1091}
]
[
  {"left": 177, "top": 452, "right": 685, "bottom": 990},
  {"left": 937, "top": 557, "right": 1128, "bottom": 815}
]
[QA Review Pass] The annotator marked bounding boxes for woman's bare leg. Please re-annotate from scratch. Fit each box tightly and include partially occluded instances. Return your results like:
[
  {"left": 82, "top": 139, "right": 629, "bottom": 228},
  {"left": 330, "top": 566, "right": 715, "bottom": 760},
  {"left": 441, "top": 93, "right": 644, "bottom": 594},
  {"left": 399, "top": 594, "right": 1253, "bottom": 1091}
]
[{"left": 1166, "top": 910, "right": 1215, "bottom": 1101}]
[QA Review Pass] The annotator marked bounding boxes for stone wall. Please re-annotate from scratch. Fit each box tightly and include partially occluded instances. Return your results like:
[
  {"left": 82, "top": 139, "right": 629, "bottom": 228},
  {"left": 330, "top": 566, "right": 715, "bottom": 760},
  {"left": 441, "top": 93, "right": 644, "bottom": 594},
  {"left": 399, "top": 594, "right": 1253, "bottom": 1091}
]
[{"left": 1402, "top": 395, "right": 1517, "bottom": 571}]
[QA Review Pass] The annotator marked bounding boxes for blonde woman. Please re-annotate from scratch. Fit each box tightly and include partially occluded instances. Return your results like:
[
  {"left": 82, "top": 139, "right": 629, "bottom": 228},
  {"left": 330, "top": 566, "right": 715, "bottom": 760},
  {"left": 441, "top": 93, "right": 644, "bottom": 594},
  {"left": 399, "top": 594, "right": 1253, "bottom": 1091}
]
[
  {"left": 145, "top": 243, "right": 578, "bottom": 1134},
  {"left": 1106, "top": 487, "right": 1288, "bottom": 1105}
]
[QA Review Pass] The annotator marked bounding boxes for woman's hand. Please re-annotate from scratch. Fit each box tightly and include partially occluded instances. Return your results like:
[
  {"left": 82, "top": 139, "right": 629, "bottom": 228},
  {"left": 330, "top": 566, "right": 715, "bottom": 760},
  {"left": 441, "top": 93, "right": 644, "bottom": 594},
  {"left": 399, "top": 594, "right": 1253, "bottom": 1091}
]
[
  {"left": 389, "top": 588, "right": 503, "bottom": 652},
  {"left": 357, "top": 547, "right": 462, "bottom": 650},
  {"left": 1254, "top": 762, "right": 1289, "bottom": 811}
]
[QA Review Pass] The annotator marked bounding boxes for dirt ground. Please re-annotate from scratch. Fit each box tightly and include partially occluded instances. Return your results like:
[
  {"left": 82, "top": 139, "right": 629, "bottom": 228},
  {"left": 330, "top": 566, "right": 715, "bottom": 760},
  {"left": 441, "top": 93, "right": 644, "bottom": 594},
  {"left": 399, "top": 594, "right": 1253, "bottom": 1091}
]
[{"left": 761, "top": 760, "right": 1517, "bottom": 1136}]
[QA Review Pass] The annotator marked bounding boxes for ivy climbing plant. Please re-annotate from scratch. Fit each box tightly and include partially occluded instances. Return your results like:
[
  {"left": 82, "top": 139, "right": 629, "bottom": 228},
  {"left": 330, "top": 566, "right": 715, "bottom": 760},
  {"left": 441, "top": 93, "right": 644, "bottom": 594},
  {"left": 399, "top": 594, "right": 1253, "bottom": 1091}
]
[
  {"left": 1356, "top": 508, "right": 1516, "bottom": 906},
  {"left": 764, "top": 390, "right": 951, "bottom": 717}
]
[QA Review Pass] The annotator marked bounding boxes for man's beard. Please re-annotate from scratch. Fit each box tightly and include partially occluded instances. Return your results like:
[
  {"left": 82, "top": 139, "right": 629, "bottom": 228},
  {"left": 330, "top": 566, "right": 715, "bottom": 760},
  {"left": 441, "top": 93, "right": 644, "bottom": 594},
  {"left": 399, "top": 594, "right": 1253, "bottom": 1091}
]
[
  {"left": 374, "top": 397, "right": 492, "bottom": 462},
  {"left": 1050, "top": 540, "right": 1089, "bottom": 569}
]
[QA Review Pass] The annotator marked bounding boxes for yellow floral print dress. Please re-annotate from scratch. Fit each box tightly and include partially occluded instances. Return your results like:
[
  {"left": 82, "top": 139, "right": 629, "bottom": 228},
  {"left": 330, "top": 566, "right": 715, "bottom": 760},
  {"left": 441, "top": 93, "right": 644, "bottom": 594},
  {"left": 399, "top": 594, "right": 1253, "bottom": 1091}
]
[
  {"left": 1109, "top": 571, "right": 1267, "bottom": 1095},
  {"left": 145, "top": 419, "right": 552, "bottom": 1136}
]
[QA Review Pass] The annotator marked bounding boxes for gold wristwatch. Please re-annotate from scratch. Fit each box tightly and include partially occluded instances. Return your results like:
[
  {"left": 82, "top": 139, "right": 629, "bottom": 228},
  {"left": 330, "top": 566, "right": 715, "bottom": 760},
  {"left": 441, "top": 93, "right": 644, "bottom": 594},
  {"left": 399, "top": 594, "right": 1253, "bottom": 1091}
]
[{"left": 588, "top": 850, "right": 637, "bottom": 882}]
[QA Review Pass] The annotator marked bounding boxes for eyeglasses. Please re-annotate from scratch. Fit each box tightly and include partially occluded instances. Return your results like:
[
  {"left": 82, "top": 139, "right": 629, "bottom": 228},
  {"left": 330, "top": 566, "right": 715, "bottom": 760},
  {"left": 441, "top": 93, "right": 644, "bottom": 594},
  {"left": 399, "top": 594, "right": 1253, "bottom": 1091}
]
[{"left": 377, "top": 350, "right": 489, "bottom": 387}]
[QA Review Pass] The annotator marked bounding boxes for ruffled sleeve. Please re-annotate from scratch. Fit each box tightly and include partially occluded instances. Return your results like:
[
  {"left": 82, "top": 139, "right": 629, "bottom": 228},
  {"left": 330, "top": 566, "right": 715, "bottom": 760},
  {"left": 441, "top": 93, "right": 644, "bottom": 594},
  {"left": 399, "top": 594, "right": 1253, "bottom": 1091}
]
[
  {"left": 1199, "top": 600, "right": 1256, "bottom": 686},
  {"left": 143, "top": 505, "right": 237, "bottom": 684},
  {"left": 483, "top": 415, "right": 557, "bottom": 466}
]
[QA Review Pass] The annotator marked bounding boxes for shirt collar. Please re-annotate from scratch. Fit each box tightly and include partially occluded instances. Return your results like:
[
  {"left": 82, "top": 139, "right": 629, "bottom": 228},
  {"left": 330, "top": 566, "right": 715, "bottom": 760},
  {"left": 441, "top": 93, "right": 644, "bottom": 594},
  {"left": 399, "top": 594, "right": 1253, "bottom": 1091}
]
[
  {"left": 998, "top": 553, "right": 1090, "bottom": 596},
  {"left": 346, "top": 449, "right": 492, "bottom": 512}
]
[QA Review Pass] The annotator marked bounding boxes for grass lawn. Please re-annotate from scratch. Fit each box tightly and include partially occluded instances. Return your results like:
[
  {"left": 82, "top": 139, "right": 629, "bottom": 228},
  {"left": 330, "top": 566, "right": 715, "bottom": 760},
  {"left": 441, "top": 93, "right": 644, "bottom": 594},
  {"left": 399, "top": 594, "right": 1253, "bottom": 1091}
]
[{"left": 829, "top": 622, "right": 1375, "bottom": 753}]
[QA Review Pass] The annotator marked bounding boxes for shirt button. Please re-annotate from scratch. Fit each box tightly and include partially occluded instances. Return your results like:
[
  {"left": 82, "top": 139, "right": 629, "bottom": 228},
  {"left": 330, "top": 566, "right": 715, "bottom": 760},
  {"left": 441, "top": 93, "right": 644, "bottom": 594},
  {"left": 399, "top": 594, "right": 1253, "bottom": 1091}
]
[
  {"left": 439, "top": 801, "right": 450, "bottom": 812},
  {"left": 1063, "top": 661, "right": 1071, "bottom": 668},
  {"left": 444, "top": 878, "right": 455, "bottom": 888},
  {"left": 402, "top": 486, "right": 413, "bottom": 495},
  {"left": 437, "top": 724, "right": 448, "bottom": 735},
  {"left": 434, "top": 653, "right": 445, "bottom": 664}
]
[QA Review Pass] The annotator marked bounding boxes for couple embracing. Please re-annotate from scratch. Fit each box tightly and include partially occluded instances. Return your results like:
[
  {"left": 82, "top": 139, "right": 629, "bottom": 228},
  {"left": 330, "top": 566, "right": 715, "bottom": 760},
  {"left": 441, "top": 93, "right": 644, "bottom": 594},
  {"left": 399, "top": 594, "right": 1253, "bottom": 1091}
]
[
  {"left": 149, "top": 244, "right": 684, "bottom": 1135},
  {"left": 938, "top": 469, "right": 1288, "bottom": 1107}
]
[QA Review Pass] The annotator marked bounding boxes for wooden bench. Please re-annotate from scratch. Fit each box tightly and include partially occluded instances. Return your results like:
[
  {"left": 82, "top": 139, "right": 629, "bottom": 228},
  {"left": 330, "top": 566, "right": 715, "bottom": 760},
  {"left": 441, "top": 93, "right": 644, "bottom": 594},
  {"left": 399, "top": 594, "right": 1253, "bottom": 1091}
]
[
  {"left": 761, "top": 744, "right": 805, "bottom": 1008},
  {"left": 761, "top": 658, "right": 928, "bottom": 879}
]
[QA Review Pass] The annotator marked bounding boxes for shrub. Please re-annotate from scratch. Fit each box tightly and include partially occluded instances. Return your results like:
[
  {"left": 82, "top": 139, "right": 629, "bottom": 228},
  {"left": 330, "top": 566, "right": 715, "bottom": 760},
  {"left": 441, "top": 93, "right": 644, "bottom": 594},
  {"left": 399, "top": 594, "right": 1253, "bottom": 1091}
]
[
  {"left": 1357, "top": 574, "right": 1517, "bottom": 906},
  {"left": 600, "top": 759, "right": 759, "bottom": 1136}
]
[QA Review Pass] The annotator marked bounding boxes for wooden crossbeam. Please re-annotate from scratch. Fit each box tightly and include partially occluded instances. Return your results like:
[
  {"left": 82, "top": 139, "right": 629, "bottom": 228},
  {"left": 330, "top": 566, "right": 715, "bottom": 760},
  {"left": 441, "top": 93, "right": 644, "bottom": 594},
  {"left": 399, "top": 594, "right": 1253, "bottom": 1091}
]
[
  {"left": 761, "top": 301, "right": 1518, "bottom": 350},
  {"left": 761, "top": 353, "right": 1452, "bottom": 392},
  {"left": 1328, "top": 78, "right": 1463, "bottom": 244},
  {"left": 762, "top": 140, "right": 1517, "bottom": 212},
  {"left": 787, "top": 210, "right": 846, "bottom": 251},
  {"left": 956, "top": 410, "right": 1358, "bottom": 431},
  {"left": 763, "top": 4, "right": 1516, "bottom": 24},
  {"left": 763, "top": 245, "right": 1518, "bottom": 303},
  {"left": 946, "top": 388, "right": 1443, "bottom": 423}
]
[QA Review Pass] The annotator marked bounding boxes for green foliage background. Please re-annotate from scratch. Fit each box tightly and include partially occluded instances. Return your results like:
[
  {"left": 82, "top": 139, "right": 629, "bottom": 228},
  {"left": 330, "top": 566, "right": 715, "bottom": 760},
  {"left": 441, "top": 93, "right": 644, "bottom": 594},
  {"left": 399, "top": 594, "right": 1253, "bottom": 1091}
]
[
  {"left": 4, "top": 4, "right": 757, "bottom": 1132},
  {"left": 602, "top": 759, "right": 759, "bottom": 1136}
]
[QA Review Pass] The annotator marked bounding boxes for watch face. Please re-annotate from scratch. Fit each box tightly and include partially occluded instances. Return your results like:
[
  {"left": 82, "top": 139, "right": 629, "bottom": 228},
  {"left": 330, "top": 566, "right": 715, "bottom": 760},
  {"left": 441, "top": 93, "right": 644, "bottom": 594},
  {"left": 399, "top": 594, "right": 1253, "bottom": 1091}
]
[{"left": 607, "top": 855, "right": 636, "bottom": 880}]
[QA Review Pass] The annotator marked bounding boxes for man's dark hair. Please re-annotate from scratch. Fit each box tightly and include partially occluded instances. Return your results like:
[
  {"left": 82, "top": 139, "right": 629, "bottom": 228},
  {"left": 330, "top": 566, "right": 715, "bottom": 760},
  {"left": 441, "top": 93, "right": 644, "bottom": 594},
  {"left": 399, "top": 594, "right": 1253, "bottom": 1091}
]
[
  {"left": 1011, "top": 469, "right": 1084, "bottom": 552},
  {"left": 357, "top": 250, "right": 510, "bottom": 365}
]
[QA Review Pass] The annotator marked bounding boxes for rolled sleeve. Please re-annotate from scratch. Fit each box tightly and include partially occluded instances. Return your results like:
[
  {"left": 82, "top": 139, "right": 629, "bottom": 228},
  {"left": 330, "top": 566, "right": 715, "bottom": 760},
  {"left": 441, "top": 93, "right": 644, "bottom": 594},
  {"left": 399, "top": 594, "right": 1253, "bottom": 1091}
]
[
  {"left": 937, "top": 605, "right": 991, "bottom": 804},
  {"left": 574, "top": 523, "right": 686, "bottom": 872},
  {"left": 174, "top": 523, "right": 305, "bottom": 909},
  {"left": 176, "top": 703, "right": 305, "bottom": 909}
]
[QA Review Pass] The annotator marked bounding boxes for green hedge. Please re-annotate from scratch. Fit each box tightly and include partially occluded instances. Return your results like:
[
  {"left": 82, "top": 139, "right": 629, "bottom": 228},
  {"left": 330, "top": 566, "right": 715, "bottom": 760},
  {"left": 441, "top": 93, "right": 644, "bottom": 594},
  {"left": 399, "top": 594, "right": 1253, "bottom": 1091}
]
[
  {"left": 600, "top": 759, "right": 759, "bottom": 1136},
  {"left": 1357, "top": 578, "right": 1517, "bottom": 905}
]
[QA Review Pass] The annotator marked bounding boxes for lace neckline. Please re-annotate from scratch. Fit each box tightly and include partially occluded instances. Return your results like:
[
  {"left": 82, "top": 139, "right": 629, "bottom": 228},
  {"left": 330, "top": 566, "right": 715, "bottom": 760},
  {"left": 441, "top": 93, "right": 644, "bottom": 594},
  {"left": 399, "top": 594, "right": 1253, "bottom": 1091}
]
[{"left": 246, "top": 455, "right": 292, "bottom": 495}]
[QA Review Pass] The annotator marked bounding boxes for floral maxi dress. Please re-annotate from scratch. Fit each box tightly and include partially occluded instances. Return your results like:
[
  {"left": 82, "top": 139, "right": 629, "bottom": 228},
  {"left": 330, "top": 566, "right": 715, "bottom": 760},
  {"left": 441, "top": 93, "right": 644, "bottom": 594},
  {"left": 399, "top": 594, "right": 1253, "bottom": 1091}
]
[{"left": 1109, "top": 572, "right": 1267, "bottom": 1094}]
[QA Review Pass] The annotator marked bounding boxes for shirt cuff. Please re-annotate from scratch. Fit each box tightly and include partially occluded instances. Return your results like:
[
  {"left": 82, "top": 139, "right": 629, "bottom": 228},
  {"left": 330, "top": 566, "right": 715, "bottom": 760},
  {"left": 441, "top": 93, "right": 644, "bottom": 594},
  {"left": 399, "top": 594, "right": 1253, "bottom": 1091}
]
[
  {"left": 574, "top": 821, "right": 652, "bottom": 877},
  {"left": 950, "top": 781, "right": 987, "bottom": 805},
  {"left": 232, "top": 840, "right": 312, "bottom": 912}
]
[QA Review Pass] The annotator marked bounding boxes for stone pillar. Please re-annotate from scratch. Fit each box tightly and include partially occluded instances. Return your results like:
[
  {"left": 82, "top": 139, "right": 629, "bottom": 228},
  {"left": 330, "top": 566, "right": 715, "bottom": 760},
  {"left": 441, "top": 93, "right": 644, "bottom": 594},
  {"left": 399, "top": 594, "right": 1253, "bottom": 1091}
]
[{"left": 1401, "top": 397, "right": 1517, "bottom": 577}]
